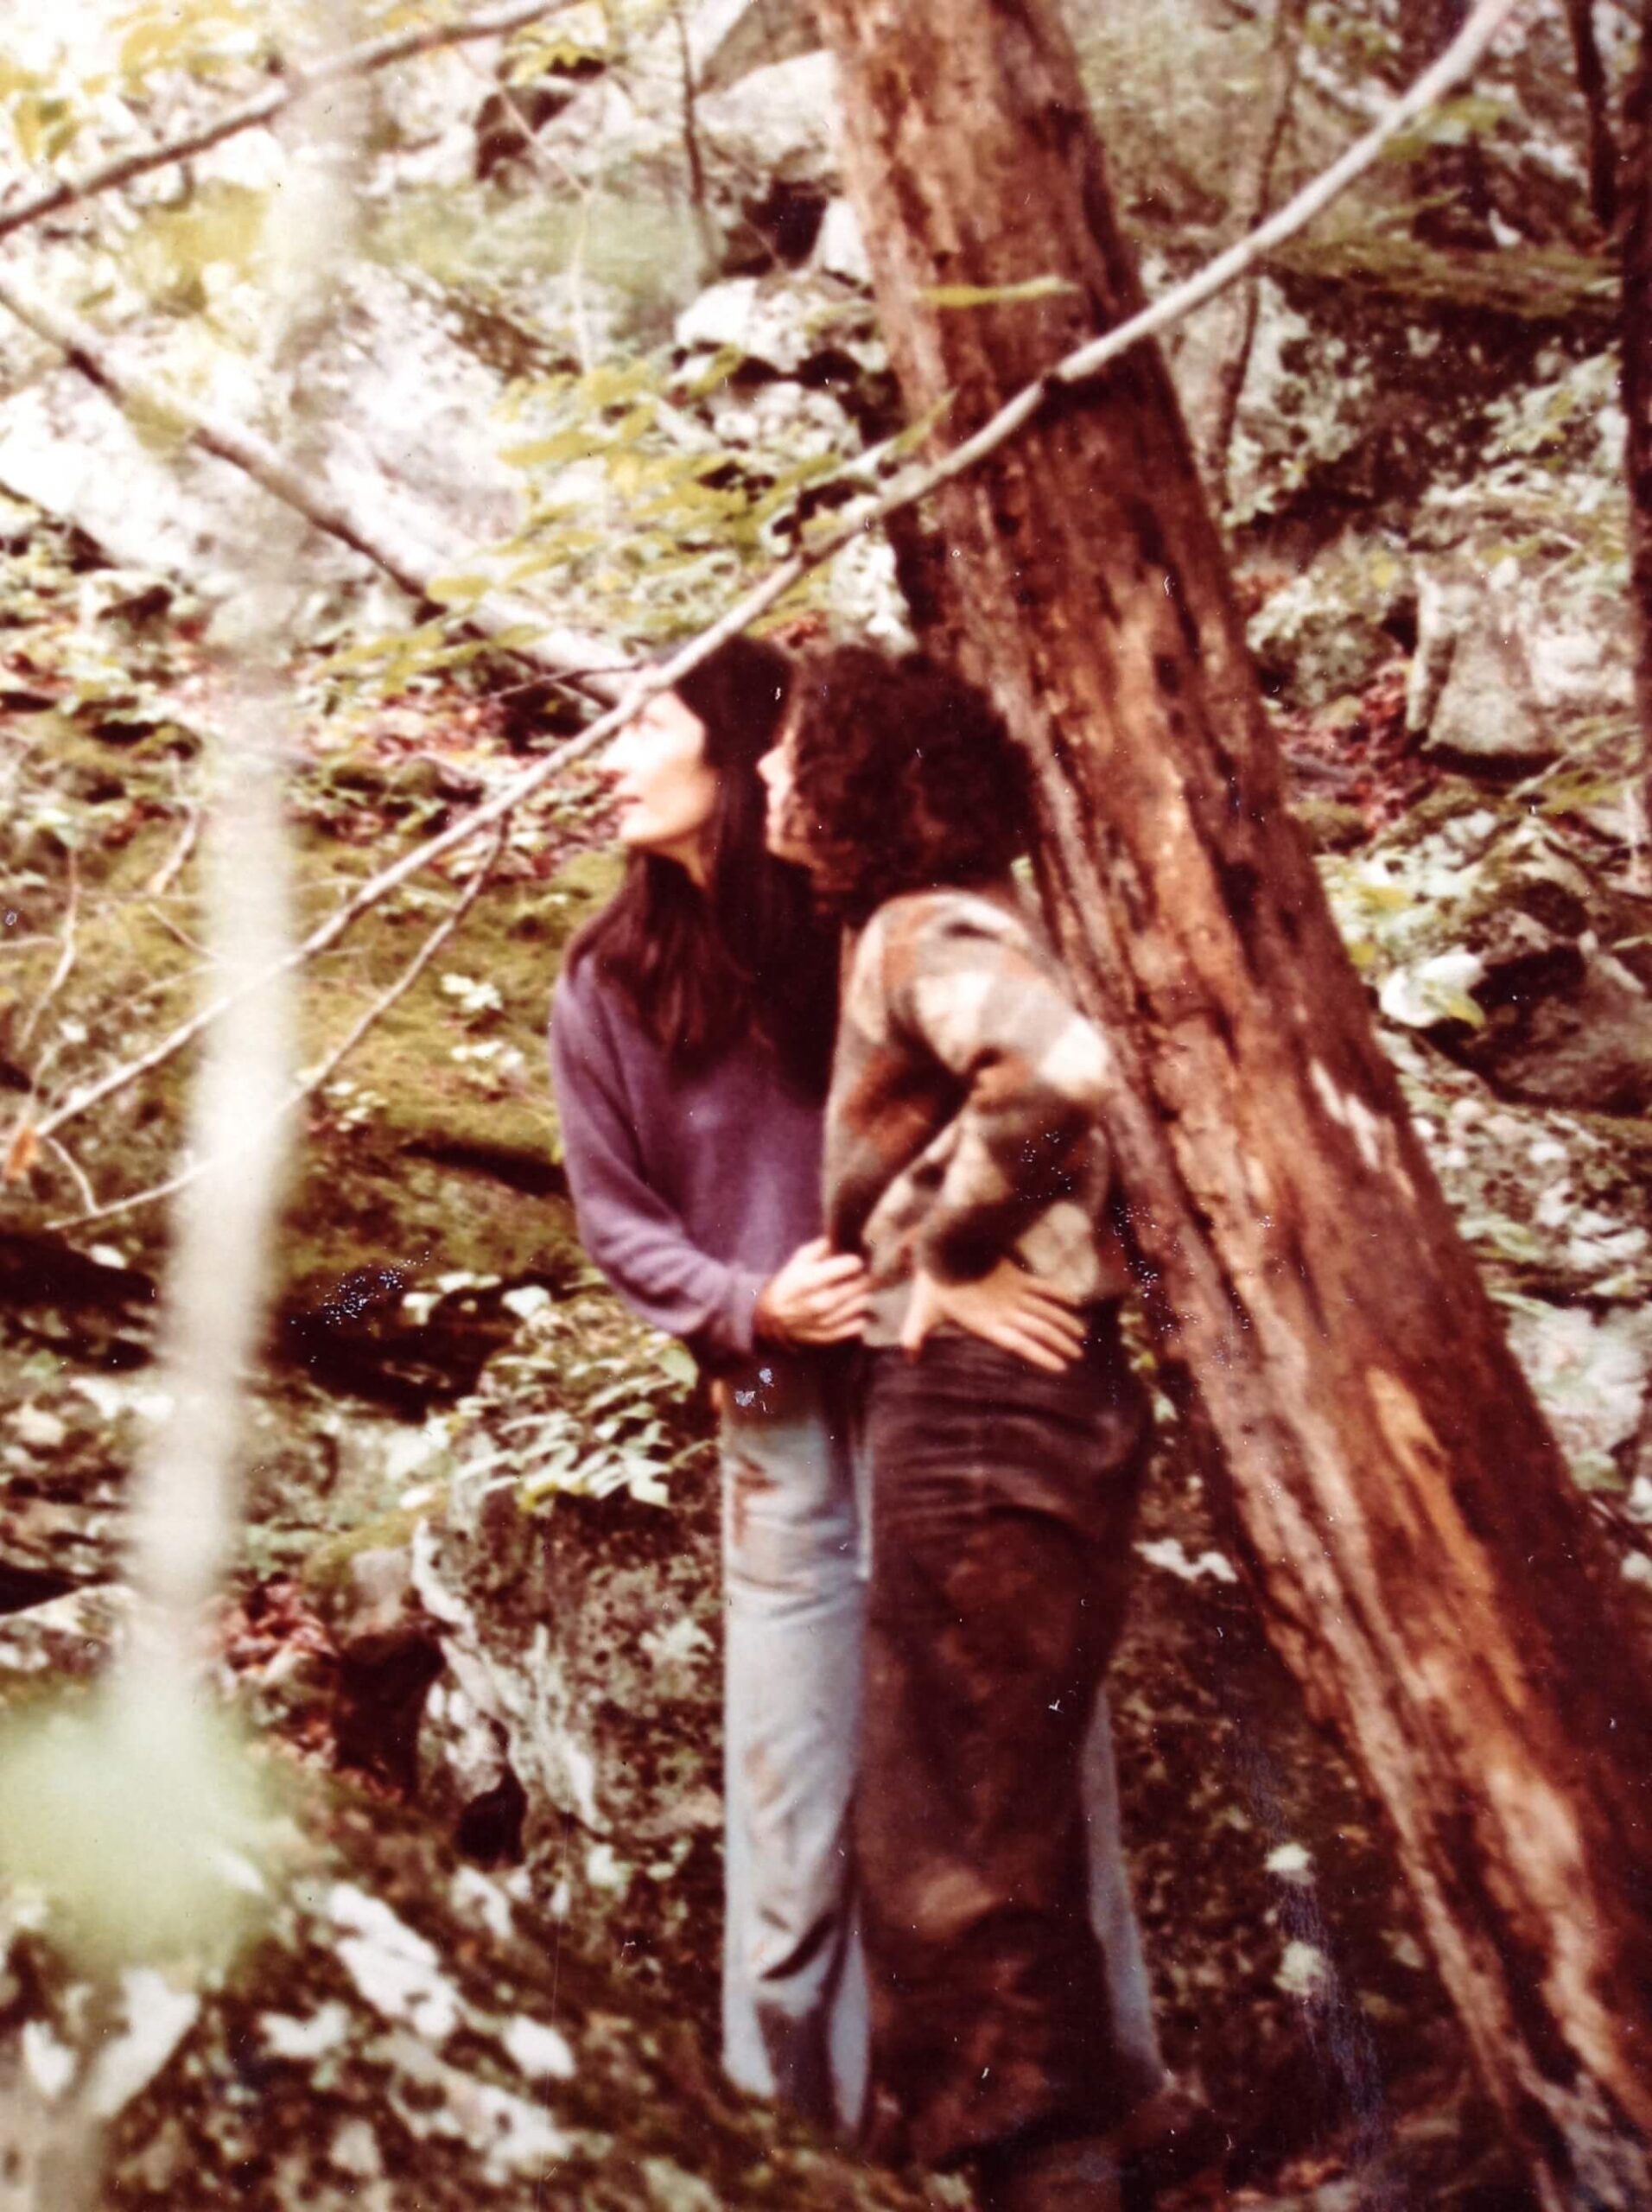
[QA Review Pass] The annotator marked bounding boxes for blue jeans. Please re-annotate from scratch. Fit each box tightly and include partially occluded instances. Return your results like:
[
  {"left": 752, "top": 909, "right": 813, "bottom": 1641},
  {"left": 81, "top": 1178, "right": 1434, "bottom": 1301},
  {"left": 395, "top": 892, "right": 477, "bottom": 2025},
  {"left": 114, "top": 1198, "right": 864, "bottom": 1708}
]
[{"left": 719, "top": 1349, "right": 868, "bottom": 2132}]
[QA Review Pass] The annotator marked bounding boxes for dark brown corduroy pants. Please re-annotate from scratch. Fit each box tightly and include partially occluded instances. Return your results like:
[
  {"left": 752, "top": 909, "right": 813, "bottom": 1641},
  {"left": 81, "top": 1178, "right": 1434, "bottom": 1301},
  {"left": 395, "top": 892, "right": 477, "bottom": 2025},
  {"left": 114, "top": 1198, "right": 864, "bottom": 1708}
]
[{"left": 856, "top": 1319, "right": 1157, "bottom": 2170}]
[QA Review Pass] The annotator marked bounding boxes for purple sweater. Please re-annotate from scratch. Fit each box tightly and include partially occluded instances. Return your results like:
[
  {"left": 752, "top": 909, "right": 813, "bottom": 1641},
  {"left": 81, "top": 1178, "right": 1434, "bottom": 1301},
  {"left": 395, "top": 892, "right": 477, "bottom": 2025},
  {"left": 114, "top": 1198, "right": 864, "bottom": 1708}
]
[{"left": 549, "top": 957, "right": 826, "bottom": 1370}]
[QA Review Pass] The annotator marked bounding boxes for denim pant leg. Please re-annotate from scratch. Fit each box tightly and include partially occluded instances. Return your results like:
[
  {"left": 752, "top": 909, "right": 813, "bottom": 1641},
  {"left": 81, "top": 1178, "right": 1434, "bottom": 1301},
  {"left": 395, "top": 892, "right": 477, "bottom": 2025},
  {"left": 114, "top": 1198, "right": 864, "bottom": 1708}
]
[
  {"left": 720, "top": 1351, "right": 867, "bottom": 2133},
  {"left": 1083, "top": 1686, "right": 1165, "bottom": 2091}
]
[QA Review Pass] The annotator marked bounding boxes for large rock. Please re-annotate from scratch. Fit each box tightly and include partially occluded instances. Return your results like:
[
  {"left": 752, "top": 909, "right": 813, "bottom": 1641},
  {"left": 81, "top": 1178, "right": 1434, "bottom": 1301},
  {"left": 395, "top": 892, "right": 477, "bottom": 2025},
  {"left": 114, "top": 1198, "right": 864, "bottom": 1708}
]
[
  {"left": 698, "top": 52, "right": 840, "bottom": 190},
  {"left": 0, "top": 261, "right": 524, "bottom": 629},
  {"left": 1327, "top": 802, "right": 1652, "bottom": 1115},
  {"left": 1246, "top": 535, "right": 1412, "bottom": 710},
  {"left": 1410, "top": 563, "right": 1633, "bottom": 777},
  {"left": 0, "top": 1670, "right": 919, "bottom": 2209},
  {"left": 1213, "top": 278, "right": 1378, "bottom": 531},
  {"left": 692, "top": 0, "right": 821, "bottom": 94},
  {"left": 402, "top": 1361, "right": 728, "bottom": 1997}
]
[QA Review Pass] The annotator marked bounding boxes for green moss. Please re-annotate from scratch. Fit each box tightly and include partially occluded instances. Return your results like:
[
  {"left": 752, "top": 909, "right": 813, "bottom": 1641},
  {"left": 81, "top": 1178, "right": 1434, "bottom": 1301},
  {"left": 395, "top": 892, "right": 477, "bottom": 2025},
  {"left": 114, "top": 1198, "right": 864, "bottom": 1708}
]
[
  {"left": 300, "top": 1497, "right": 446, "bottom": 1607},
  {"left": 1269, "top": 232, "right": 1617, "bottom": 327},
  {"left": 1292, "top": 798, "right": 1370, "bottom": 855}
]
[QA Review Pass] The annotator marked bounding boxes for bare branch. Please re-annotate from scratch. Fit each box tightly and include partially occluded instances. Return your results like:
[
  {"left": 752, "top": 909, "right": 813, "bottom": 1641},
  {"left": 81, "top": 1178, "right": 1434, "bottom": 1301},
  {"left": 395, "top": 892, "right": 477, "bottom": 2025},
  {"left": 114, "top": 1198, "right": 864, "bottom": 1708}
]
[
  {"left": 16, "top": 850, "right": 79, "bottom": 1053},
  {"left": 21, "top": 0, "right": 1524, "bottom": 1158},
  {"left": 145, "top": 797, "right": 201, "bottom": 901},
  {"left": 673, "top": 1, "right": 719, "bottom": 271},
  {"left": 50, "top": 821, "right": 509, "bottom": 1230},
  {"left": 0, "top": 265, "right": 620, "bottom": 693},
  {"left": 1200, "top": 0, "right": 1311, "bottom": 494},
  {"left": 43, "top": 1133, "right": 98, "bottom": 1214},
  {"left": 0, "top": 0, "right": 576, "bottom": 247},
  {"left": 1563, "top": 0, "right": 1618, "bottom": 232}
]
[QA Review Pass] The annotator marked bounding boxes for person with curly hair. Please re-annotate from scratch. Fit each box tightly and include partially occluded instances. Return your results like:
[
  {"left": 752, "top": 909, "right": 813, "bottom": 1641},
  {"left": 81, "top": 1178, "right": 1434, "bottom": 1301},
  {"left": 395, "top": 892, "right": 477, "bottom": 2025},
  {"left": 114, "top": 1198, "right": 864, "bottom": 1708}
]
[
  {"left": 549, "top": 636, "right": 870, "bottom": 2133},
  {"left": 760, "top": 645, "right": 1167, "bottom": 2210}
]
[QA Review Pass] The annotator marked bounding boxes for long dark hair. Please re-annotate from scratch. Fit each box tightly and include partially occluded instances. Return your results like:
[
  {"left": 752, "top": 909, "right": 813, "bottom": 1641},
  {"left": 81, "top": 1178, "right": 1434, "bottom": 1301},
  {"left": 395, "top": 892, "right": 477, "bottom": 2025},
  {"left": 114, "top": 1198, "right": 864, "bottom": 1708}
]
[{"left": 566, "top": 635, "right": 838, "bottom": 1093}]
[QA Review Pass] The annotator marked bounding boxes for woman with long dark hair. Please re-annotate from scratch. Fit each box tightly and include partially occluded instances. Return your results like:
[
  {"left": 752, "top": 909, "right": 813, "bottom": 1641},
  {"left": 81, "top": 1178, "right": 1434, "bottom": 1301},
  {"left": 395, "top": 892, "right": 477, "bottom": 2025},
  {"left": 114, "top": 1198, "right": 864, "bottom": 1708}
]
[
  {"left": 550, "top": 635, "right": 869, "bottom": 2131},
  {"left": 761, "top": 645, "right": 1168, "bottom": 2210}
]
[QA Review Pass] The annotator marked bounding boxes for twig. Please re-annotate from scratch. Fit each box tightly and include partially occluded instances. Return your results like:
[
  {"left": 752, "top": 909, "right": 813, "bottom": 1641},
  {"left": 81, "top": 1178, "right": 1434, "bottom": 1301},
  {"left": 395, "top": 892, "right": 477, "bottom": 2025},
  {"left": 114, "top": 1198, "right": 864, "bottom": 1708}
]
[
  {"left": 146, "top": 801, "right": 201, "bottom": 901},
  {"left": 43, "top": 1133, "right": 97, "bottom": 1214},
  {"left": 146, "top": 906, "right": 213, "bottom": 957},
  {"left": 21, "top": 0, "right": 1523, "bottom": 1157},
  {"left": 302, "top": 823, "right": 509, "bottom": 1084},
  {"left": 0, "top": 0, "right": 578, "bottom": 246},
  {"left": 1562, "top": 0, "right": 1617, "bottom": 232},
  {"left": 17, "top": 850, "right": 79, "bottom": 1052},
  {"left": 1201, "top": 0, "right": 1311, "bottom": 496},
  {"left": 673, "top": 0, "right": 719, "bottom": 271},
  {"left": 49, "top": 822, "right": 509, "bottom": 1229}
]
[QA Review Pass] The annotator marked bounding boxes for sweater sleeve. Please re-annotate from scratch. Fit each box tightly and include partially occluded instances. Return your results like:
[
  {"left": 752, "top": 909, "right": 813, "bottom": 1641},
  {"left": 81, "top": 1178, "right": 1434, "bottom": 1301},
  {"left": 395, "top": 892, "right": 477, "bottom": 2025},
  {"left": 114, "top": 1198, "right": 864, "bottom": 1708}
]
[
  {"left": 549, "top": 975, "right": 767, "bottom": 1362},
  {"left": 886, "top": 898, "right": 1115, "bottom": 1284}
]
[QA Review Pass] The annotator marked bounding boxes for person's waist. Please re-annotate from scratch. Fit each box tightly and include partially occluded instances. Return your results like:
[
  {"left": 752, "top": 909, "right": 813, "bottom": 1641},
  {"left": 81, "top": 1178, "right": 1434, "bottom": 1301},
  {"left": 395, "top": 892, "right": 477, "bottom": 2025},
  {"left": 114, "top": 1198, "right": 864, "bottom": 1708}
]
[{"left": 860, "top": 1271, "right": 1131, "bottom": 1350}]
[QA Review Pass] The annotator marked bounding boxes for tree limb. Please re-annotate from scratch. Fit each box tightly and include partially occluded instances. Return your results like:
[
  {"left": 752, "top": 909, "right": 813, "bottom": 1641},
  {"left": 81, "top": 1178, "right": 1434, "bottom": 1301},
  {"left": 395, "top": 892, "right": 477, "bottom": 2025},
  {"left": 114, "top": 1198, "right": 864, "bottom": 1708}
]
[
  {"left": 0, "top": 264, "right": 622, "bottom": 693},
  {"left": 48, "top": 820, "right": 509, "bottom": 1230},
  {"left": 0, "top": 0, "right": 577, "bottom": 247},
  {"left": 21, "top": 0, "right": 1524, "bottom": 1160}
]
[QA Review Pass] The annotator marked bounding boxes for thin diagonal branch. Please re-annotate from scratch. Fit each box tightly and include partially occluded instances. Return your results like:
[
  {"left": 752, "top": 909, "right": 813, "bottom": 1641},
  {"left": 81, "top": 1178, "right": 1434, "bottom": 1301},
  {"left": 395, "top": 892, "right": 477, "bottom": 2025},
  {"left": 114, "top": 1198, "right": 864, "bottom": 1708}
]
[
  {"left": 20, "top": 0, "right": 1525, "bottom": 1159},
  {"left": 0, "top": 265, "right": 620, "bottom": 693},
  {"left": 49, "top": 820, "right": 509, "bottom": 1230},
  {"left": 0, "top": 0, "right": 575, "bottom": 246}
]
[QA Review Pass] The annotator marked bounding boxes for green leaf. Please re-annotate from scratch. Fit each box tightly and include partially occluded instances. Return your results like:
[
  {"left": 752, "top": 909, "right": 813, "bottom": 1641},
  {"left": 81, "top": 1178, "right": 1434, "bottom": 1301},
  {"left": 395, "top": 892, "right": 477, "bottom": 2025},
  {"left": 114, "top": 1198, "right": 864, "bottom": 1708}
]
[
  {"left": 424, "top": 574, "right": 493, "bottom": 608},
  {"left": 1427, "top": 985, "right": 1486, "bottom": 1030},
  {"left": 657, "top": 1344, "right": 697, "bottom": 1389},
  {"left": 922, "top": 275, "right": 1079, "bottom": 310}
]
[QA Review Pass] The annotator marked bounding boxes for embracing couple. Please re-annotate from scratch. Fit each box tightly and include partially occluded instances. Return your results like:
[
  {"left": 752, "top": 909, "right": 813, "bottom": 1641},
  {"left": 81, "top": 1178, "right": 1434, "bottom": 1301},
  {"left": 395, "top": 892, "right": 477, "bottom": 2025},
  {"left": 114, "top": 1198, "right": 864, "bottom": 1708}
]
[{"left": 550, "top": 635, "right": 1181, "bottom": 2210}]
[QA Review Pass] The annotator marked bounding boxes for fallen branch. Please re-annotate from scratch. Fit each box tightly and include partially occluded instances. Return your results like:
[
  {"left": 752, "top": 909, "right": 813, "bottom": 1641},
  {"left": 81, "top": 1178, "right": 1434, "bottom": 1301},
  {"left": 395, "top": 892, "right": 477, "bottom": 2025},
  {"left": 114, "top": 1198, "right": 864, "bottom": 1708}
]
[
  {"left": 20, "top": 0, "right": 1522, "bottom": 1160},
  {"left": 0, "top": 266, "right": 620, "bottom": 694},
  {"left": 0, "top": 0, "right": 576, "bottom": 247},
  {"left": 49, "top": 820, "right": 510, "bottom": 1230}
]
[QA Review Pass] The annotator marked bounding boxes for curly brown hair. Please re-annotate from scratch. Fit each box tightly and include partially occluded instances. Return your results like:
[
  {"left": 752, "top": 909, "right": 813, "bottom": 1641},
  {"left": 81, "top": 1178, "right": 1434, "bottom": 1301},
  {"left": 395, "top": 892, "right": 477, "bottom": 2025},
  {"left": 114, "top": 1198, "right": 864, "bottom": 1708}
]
[{"left": 783, "top": 645, "right": 1032, "bottom": 924}]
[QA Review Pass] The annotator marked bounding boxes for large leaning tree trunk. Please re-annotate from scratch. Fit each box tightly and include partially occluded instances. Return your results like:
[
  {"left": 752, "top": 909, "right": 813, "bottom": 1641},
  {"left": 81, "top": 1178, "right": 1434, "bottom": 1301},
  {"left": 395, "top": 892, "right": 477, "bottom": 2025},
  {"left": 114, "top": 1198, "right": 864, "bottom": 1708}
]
[{"left": 811, "top": 3, "right": 1652, "bottom": 2204}]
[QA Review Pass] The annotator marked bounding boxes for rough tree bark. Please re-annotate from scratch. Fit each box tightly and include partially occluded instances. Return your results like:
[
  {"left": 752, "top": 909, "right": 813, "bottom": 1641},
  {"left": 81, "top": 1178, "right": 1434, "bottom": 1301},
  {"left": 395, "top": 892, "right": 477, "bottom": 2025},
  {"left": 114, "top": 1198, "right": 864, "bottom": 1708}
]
[
  {"left": 1625, "top": 0, "right": 1652, "bottom": 848},
  {"left": 811, "top": 3, "right": 1652, "bottom": 2204}
]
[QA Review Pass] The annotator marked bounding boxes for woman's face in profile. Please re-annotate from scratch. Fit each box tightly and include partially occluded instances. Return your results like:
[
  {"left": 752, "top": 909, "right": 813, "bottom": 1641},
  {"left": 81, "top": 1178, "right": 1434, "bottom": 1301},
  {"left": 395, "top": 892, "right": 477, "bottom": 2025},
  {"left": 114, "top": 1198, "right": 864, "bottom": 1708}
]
[{"left": 600, "top": 691, "right": 720, "bottom": 878}]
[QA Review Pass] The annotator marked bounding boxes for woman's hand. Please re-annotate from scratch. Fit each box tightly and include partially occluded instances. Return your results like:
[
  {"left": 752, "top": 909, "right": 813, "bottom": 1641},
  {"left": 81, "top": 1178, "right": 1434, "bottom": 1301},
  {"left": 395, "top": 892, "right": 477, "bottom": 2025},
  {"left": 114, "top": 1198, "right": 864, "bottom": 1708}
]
[
  {"left": 899, "top": 1261, "right": 1087, "bottom": 1374},
  {"left": 755, "top": 1236, "right": 872, "bottom": 1345}
]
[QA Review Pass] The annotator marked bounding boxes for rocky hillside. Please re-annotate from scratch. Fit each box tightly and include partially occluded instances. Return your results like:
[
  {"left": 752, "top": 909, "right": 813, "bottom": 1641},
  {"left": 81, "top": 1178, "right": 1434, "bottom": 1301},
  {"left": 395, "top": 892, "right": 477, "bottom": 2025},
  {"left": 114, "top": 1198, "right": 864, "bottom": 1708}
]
[{"left": 3, "top": 2, "right": 1651, "bottom": 2204}]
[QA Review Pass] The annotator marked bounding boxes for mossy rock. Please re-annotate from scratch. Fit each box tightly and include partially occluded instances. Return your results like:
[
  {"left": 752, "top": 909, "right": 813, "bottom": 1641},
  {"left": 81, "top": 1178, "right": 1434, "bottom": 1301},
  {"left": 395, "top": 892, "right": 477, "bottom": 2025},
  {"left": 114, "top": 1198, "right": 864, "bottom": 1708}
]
[
  {"left": 0, "top": 1736, "right": 926, "bottom": 2210},
  {"left": 4, "top": 790, "right": 622, "bottom": 1396},
  {"left": 1292, "top": 798, "right": 1369, "bottom": 855}
]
